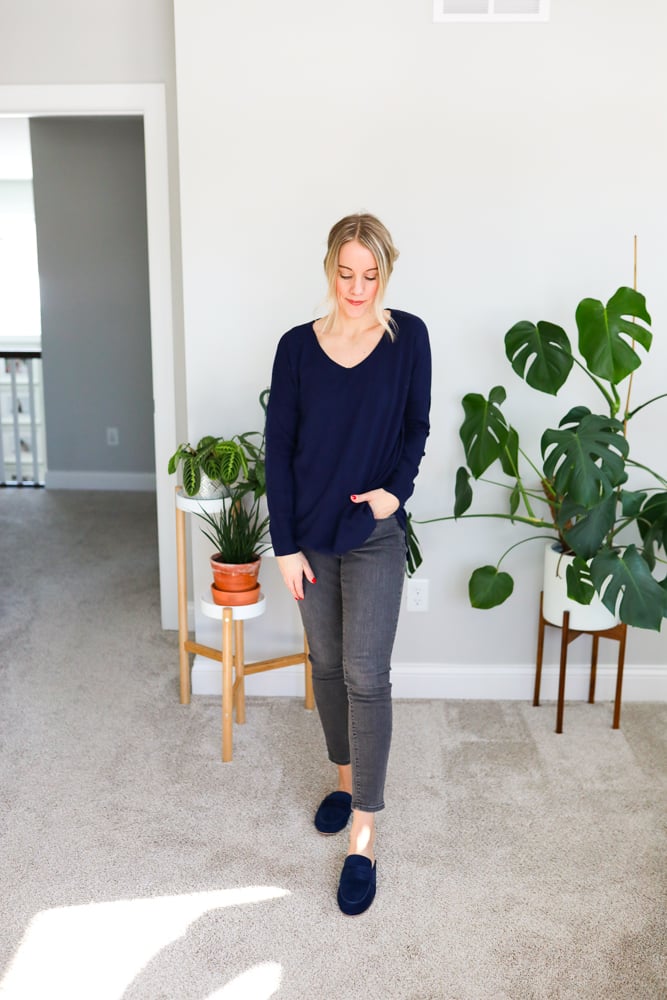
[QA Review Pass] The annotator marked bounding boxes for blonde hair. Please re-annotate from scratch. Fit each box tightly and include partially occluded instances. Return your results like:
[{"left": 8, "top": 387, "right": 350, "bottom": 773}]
[{"left": 322, "top": 213, "right": 399, "bottom": 339}]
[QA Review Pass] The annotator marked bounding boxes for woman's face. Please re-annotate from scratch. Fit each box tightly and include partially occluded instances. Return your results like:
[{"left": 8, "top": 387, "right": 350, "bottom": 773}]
[{"left": 335, "top": 240, "right": 379, "bottom": 322}]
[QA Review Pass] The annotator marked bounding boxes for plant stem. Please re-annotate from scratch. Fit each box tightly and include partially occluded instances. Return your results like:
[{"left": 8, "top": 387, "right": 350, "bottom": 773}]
[
  {"left": 415, "top": 512, "right": 554, "bottom": 530},
  {"left": 565, "top": 352, "right": 618, "bottom": 413},
  {"left": 518, "top": 446, "right": 546, "bottom": 483},
  {"left": 478, "top": 476, "right": 552, "bottom": 520},
  {"left": 623, "top": 234, "right": 639, "bottom": 436},
  {"left": 625, "top": 459, "right": 667, "bottom": 488},
  {"left": 626, "top": 391, "right": 667, "bottom": 421},
  {"left": 480, "top": 478, "right": 551, "bottom": 504},
  {"left": 494, "top": 533, "right": 562, "bottom": 571}
]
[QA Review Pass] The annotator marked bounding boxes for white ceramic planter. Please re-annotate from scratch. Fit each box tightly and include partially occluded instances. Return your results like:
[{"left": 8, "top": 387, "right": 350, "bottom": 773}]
[
  {"left": 543, "top": 543, "right": 619, "bottom": 631},
  {"left": 192, "top": 473, "right": 226, "bottom": 500}
]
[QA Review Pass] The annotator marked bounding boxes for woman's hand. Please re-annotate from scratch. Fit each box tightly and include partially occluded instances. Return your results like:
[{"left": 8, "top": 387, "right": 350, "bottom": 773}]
[
  {"left": 350, "top": 488, "right": 400, "bottom": 520},
  {"left": 276, "top": 552, "right": 316, "bottom": 601}
]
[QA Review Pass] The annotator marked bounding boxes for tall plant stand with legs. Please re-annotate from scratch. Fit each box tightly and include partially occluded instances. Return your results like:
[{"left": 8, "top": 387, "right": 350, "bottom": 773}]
[
  {"left": 200, "top": 594, "right": 314, "bottom": 761},
  {"left": 175, "top": 486, "right": 314, "bottom": 759},
  {"left": 533, "top": 591, "right": 628, "bottom": 734}
]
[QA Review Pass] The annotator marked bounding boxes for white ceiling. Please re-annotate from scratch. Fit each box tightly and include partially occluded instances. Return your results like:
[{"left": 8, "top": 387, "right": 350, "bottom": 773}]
[{"left": 0, "top": 118, "right": 32, "bottom": 179}]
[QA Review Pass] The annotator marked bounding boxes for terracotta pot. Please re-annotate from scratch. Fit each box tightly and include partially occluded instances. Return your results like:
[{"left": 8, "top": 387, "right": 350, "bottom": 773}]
[
  {"left": 210, "top": 554, "right": 261, "bottom": 593},
  {"left": 543, "top": 543, "right": 618, "bottom": 631},
  {"left": 210, "top": 582, "right": 261, "bottom": 606}
]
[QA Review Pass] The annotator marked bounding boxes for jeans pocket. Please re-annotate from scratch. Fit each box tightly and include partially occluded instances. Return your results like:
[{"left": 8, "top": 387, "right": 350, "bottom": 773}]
[{"left": 369, "top": 515, "right": 402, "bottom": 545}]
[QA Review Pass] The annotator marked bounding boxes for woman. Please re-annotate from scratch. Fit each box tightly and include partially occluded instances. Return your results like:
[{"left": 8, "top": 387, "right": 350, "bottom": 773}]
[{"left": 265, "top": 213, "right": 431, "bottom": 915}]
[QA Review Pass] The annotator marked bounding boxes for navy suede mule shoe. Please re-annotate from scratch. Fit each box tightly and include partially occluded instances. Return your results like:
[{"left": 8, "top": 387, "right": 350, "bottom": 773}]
[
  {"left": 314, "top": 791, "right": 352, "bottom": 834},
  {"left": 337, "top": 854, "right": 377, "bottom": 916}
]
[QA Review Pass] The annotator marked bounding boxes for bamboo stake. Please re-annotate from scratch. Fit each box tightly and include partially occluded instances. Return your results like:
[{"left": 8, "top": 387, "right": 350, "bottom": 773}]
[{"left": 623, "top": 234, "right": 638, "bottom": 436}]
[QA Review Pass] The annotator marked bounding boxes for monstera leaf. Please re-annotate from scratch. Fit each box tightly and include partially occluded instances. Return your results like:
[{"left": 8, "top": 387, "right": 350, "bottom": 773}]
[
  {"left": 575, "top": 287, "right": 652, "bottom": 385},
  {"left": 454, "top": 466, "right": 473, "bottom": 517},
  {"left": 459, "top": 386, "right": 511, "bottom": 478},
  {"left": 498, "top": 426, "right": 520, "bottom": 478},
  {"left": 620, "top": 489, "right": 648, "bottom": 518},
  {"left": 504, "top": 320, "right": 574, "bottom": 395},
  {"left": 541, "top": 408, "right": 628, "bottom": 507},
  {"left": 406, "top": 513, "right": 423, "bottom": 577},
  {"left": 590, "top": 545, "right": 667, "bottom": 631},
  {"left": 468, "top": 566, "right": 514, "bottom": 609},
  {"left": 558, "top": 493, "right": 617, "bottom": 560},
  {"left": 637, "top": 491, "right": 667, "bottom": 568},
  {"left": 565, "top": 556, "right": 595, "bottom": 606}
]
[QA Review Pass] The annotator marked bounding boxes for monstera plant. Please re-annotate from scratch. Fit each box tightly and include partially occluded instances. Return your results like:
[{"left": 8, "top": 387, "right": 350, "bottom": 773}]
[{"left": 424, "top": 286, "right": 667, "bottom": 630}]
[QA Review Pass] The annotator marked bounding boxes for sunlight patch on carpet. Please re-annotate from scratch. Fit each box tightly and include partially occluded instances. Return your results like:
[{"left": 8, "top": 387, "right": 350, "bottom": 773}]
[
  {"left": 205, "top": 962, "right": 282, "bottom": 999},
  {"left": 0, "top": 886, "right": 289, "bottom": 1000}
]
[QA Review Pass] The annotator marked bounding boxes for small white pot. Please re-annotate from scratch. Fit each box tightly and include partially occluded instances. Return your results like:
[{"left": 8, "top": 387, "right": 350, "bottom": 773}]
[
  {"left": 193, "top": 473, "right": 226, "bottom": 500},
  {"left": 543, "top": 543, "right": 618, "bottom": 631}
]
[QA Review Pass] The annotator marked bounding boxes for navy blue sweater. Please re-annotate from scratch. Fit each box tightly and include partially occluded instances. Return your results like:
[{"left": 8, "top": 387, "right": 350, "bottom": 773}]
[{"left": 265, "top": 309, "right": 431, "bottom": 556}]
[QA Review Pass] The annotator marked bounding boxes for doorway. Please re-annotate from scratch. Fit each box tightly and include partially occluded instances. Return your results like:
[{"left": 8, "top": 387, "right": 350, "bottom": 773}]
[{"left": 0, "top": 85, "right": 178, "bottom": 628}]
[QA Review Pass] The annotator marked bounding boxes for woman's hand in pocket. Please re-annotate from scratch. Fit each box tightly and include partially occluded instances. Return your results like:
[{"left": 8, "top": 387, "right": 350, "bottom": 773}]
[{"left": 350, "top": 488, "right": 399, "bottom": 520}]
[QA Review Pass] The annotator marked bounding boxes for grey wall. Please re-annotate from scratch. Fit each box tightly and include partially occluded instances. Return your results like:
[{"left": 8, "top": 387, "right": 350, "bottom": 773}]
[{"left": 30, "top": 116, "right": 154, "bottom": 476}]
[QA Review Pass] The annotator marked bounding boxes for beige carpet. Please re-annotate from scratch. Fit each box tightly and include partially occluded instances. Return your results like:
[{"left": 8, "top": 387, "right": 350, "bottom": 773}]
[{"left": 0, "top": 489, "right": 665, "bottom": 1000}]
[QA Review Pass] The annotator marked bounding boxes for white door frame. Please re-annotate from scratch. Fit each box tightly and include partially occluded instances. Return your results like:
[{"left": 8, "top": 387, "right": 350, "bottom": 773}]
[{"left": 0, "top": 84, "right": 178, "bottom": 627}]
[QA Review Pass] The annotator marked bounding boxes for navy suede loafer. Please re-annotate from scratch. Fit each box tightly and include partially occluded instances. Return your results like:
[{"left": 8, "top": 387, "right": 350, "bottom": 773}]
[
  {"left": 314, "top": 791, "right": 352, "bottom": 835},
  {"left": 337, "top": 854, "right": 377, "bottom": 916}
]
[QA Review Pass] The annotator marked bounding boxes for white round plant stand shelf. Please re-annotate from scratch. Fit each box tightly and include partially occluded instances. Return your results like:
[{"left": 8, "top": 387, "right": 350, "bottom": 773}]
[
  {"left": 200, "top": 592, "right": 267, "bottom": 621},
  {"left": 175, "top": 487, "right": 228, "bottom": 515}
]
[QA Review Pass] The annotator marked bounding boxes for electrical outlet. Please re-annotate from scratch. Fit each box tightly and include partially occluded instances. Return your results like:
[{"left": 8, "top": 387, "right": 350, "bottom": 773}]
[
  {"left": 106, "top": 427, "right": 119, "bottom": 446},
  {"left": 407, "top": 578, "right": 429, "bottom": 612}
]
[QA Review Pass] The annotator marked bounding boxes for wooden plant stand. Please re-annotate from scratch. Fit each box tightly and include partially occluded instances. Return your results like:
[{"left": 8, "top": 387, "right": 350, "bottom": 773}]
[
  {"left": 175, "top": 486, "right": 314, "bottom": 760},
  {"left": 533, "top": 591, "right": 628, "bottom": 734}
]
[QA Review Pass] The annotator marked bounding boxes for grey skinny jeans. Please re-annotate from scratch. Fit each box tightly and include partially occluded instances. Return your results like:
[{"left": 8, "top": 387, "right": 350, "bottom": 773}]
[{"left": 297, "top": 515, "right": 406, "bottom": 812}]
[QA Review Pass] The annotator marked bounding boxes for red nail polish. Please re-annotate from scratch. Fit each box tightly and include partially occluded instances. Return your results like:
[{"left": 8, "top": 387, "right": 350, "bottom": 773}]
[
  {"left": 351, "top": 495, "right": 357, "bottom": 500},
  {"left": 311, "top": 577, "right": 317, "bottom": 583}
]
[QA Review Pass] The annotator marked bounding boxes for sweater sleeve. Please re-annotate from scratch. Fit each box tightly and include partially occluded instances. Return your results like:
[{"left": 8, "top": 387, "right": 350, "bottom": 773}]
[
  {"left": 382, "top": 320, "right": 432, "bottom": 504},
  {"left": 265, "top": 332, "right": 300, "bottom": 555}
]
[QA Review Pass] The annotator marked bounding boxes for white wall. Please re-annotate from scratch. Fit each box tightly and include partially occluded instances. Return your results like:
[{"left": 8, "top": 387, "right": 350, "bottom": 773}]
[
  {"left": 174, "top": 0, "right": 667, "bottom": 691},
  {"left": 0, "top": 180, "right": 41, "bottom": 343},
  {"left": 0, "top": 118, "right": 32, "bottom": 178}
]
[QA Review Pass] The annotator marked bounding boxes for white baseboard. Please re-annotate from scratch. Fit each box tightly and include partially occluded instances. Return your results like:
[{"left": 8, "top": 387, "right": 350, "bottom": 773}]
[
  {"left": 191, "top": 656, "right": 306, "bottom": 697},
  {"left": 190, "top": 657, "right": 667, "bottom": 702},
  {"left": 45, "top": 470, "right": 156, "bottom": 491}
]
